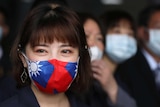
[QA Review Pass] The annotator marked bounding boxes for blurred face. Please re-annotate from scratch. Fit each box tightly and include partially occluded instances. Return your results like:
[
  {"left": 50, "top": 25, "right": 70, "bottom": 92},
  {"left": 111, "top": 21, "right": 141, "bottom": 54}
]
[
  {"left": 84, "top": 19, "right": 104, "bottom": 51},
  {"left": 139, "top": 11, "right": 160, "bottom": 42},
  {"left": 107, "top": 19, "right": 134, "bottom": 37},
  {"left": 137, "top": 11, "right": 160, "bottom": 44},
  {"left": 141, "top": 11, "right": 160, "bottom": 58},
  {"left": 0, "top": 12, "right": 9, "bottom": 36},
  {"left": 148, "top": 11, "right": 160, "bottom": 29},
  {"left": 105, "top": 19, "right": 137, "bottom": 63}
]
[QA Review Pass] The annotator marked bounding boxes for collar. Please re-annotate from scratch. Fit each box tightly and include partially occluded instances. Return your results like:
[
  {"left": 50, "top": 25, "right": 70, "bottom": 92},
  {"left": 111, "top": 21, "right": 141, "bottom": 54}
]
[{"left": 142, "top": 48, "right": 160, "bottom": 71}]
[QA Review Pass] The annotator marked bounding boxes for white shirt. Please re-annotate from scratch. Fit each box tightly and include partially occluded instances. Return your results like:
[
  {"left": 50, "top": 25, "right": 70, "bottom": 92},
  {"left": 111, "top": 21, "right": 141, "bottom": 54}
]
[
  {"left": 142, "top": 48, "right": 160, "bottom": 88},
  {"left": 142, "top": 48, "right": 160, "bottom": 71}
]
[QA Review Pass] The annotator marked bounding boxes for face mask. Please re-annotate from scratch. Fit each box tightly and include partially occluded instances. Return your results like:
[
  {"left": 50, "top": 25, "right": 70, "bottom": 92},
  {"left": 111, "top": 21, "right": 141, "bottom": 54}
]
[
  {"left": 105, "top": 34, "right": 137, "bottom": 63},
  {"left": 89, "top": 46, "right": 103, "bottom": 61},
  {"left": 146, "top": 29, "right": 160, "bottom": 57},
  {"left": 22, "top": 53, "right": 79, "bottom": 94}
]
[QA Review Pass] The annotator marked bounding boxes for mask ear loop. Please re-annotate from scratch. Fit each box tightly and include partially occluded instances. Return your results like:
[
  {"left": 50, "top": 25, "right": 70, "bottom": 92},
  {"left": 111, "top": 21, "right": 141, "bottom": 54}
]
[
  {"left": 20, "top": 52, "right": 28, "bottom": 60},
  {"left": 19, "top": 52, "right": 31, "bottom": 67}
]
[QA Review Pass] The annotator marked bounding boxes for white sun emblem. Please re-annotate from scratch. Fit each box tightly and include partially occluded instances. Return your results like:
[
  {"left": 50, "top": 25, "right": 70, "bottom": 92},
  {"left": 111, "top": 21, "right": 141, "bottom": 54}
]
[
  {"left": 28, "top": 61, "right": 43, "bottom": 77},
  {"left": 74, "top": 64, "right": 78, "bottom": 78},
  {"left": 75, "top": 65, "right": 78, "bottom": 72}
]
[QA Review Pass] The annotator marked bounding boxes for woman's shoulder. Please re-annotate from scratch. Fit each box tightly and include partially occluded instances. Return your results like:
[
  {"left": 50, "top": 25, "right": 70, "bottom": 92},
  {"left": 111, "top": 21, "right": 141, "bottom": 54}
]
[
  {"left": 0, "top": 86, "right": 39, "bottom": 107},
  {"left": 0, "top": 94, "right": 19, "bottom": 107},
  {"left": 0, "top": 75, "right": 17, "bottom": 102}
]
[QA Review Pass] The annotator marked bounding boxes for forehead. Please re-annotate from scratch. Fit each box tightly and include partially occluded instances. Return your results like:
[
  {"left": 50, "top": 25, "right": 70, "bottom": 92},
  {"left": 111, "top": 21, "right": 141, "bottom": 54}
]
[
  {"left": 108, "top": 19, "right": 133, "bottom": 31},
  {"left": 84, "top": 19, "right": 100, "bottom": 30},
  {"left": 84, "top": 19, "right": 97, "bottom": 26},
  {"left": 116, "top": 19, "right": 132, "bottom": 28},
  {"left": 107, "top": 19, "right": 134, "bottom": 36},
  {"left": 148, "top": 11, "right": 160, "bottom": 28},
  {"left": 29, "top": 24, "right": 78, "bottom": 48},
  {"left": 84, "top": 19, "right": 101, "bottom": 35}
]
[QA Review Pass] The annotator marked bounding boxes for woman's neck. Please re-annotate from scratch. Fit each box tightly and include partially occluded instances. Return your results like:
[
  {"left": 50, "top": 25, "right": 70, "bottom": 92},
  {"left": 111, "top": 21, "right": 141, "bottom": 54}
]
[{"left": 31, "top": 84, "right": 70, "bottom": 107}]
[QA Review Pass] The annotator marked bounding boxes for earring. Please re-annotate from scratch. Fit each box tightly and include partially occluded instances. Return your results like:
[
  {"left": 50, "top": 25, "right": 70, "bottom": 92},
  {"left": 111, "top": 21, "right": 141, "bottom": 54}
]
[
  {"left": 20, "top": 68, "right": 28, "bottom": 83},
  {"left": 85, "top": 45, "right": 88, "bottom": 50}
]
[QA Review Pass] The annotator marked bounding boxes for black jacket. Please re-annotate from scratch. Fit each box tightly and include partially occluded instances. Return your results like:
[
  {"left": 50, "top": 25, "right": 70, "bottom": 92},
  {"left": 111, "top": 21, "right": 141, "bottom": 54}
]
[
  {"left": 0, "top": 86, "right": 90, "bottom": 107},
  {"left": 82, "top": 81, "right": 109, "bottom": 107},
  {"left": 0, "top": 75, "right": 17, "bottom": 102},
  {"left": 116, "top": 49, "right": 160, "bottom": 107}
]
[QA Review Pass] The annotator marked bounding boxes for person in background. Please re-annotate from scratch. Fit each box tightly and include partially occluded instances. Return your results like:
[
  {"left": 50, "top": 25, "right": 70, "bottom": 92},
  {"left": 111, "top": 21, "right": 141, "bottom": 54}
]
[
  {"left": 101, "top": 10, "right": 137, "bottom": 66},
  {"left": 0, "top": 3, "right": 91, "bottom": 107},
  {"left": 116, "top": 4, "right": 160, "bottom": 107},
  {"left": 0, "top": 6, "right": 10, "bottom": 77},
  {"left": 100, "top": 10, "right": 137, "bottom": 99},
  {"left": 78, "top": 12, "right": 137, "bottom": 107},
  {"left": 0, "top": 6, "right": 17, "bottom": 102},
  {"left": 101, "top": 10, "right": 137, "bottom": 106}
]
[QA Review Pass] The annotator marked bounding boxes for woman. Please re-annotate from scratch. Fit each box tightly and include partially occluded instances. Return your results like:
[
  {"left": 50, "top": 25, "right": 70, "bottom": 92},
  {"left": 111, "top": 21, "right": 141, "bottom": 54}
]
[
  {"left": 0, "top": 3, "right": 91, "bottom": 107},
  {"left": 102, "top": 10, "right": 138, "bottom": 107},
  {"left": 78, "top": 12, "right": 137, "bottom": 107},
  {"left": 101, "top": 10, "right": 137, "bottom": 65}
]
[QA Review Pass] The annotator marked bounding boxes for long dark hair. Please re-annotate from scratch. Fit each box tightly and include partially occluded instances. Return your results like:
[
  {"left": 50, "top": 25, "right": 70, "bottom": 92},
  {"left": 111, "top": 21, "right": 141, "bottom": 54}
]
[{"left": 10, "top": 3, "right": 91, "bottom": 92}]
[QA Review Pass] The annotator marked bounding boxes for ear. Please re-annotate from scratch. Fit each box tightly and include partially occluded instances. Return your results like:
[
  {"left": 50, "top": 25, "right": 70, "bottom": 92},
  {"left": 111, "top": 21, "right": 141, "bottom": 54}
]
[
  {"left": 19, "top": 53, "right": 27, "bottom": 68},
  {"left": 137, "top": 26, "right": 149, "bottom": 42}
]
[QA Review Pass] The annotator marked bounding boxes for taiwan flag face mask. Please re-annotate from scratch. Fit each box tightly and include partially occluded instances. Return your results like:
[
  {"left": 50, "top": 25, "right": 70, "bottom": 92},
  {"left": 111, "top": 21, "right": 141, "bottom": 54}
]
[{"left": 21, "top": 53, "right": 79, "bottom": 94}]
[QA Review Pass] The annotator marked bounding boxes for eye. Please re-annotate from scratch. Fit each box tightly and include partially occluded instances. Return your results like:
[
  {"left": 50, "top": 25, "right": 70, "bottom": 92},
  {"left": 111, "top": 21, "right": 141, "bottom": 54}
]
[
  {"left": 96, "top": 35, "right": 103, "bottom": 42},
  {"left": 33, "top": 47, "right": 48, "bottom": 56},
  {"left": 114, "top": 29, "right": 121, "bottom": 34},
  {"left": 60, "top": 48, "right": 75, "bottom": 57},
  {"left": 128, "top": 31, "right": 134, "bottom": 37},
  {"left": 36, "top": 49, "right": 46, "bottom": 53},
  {"left": 110, "top": 27, "right": 120, "bottom": 34},
  {"left": 61, "top": 49, "right": 72, "bottom": 54}
]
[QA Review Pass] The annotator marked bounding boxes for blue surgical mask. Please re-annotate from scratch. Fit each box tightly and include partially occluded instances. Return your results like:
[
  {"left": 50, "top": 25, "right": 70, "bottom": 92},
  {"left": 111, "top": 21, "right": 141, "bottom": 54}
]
[
  {"left": 146, "top": 29, "right": 160, "bottom": 57},
  {"left": 105, "top": 34, "right": 137, "bottom": 63}
]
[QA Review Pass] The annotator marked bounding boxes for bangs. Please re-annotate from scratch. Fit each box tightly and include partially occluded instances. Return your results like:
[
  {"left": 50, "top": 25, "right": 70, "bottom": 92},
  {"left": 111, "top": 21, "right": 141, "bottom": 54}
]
[{"left": 29, "top": 19, "right": 79, "bottom": 48}]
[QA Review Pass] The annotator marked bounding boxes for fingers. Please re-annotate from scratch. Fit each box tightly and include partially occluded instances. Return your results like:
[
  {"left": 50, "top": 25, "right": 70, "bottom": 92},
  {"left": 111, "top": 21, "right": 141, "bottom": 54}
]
[
  {"left": 91, "top": 60, "right": 105, "bottom": 70},
  {"left": 91, "top": 59, "right": 113, "bottom": 86},
  {"left": 91, "top": 60, "right": 107, "bottom": 80},
  {"left": 93, "top": 72, "right": 101, "bottom": 82}
]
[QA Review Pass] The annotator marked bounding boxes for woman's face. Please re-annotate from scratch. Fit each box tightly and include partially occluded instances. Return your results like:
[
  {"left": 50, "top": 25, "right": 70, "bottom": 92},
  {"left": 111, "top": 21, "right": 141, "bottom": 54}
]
[
  {"left": 0, "top": 12, "right": 9, "bottom": 36},
  {"left": 24, "top": 40, "right": 79, "bottom": 63},
  {"left": 84, "top": 19, "right": 104, "bottom": 51},
  {"left": 107, "top": 19, "right": 134, "bottom": 37}
]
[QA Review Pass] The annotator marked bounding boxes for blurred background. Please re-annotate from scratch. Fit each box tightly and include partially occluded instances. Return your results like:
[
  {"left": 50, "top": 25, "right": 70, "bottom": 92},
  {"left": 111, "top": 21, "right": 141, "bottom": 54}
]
[{"left": 0, "top": 0, "right": 159, "bottom": 48}]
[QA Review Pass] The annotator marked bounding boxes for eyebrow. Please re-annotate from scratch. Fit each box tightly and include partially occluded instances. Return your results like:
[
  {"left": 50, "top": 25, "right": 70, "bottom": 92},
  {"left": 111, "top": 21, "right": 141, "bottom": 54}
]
[
  {"left": 34, "top": 44, "right": 49, "bottom": 47},
  {"left": 60, "top": 44, "right": 73, "bottom": 48},
  {"left": 33, "top": 43, "right": 75, "bottom": 48}
]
